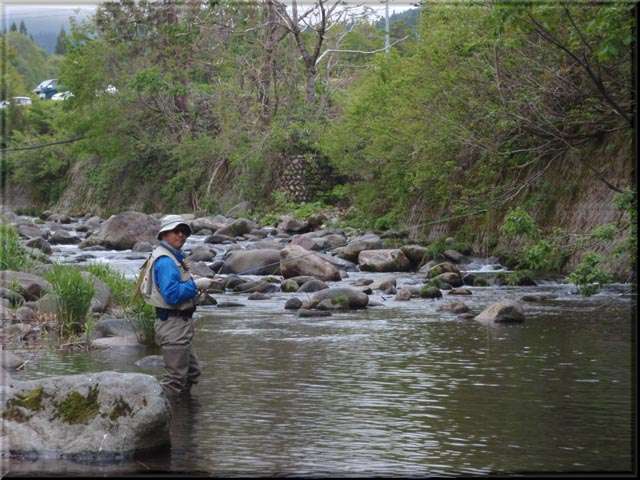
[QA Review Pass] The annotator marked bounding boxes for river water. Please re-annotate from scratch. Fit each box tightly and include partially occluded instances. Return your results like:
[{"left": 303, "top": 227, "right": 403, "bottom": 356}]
[{"left": 6, "top": 231, "right": 635, "bottom": 475}]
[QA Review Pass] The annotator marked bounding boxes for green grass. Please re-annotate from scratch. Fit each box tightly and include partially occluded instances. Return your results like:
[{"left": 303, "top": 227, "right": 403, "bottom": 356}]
[
  {"left": 0, "top": 223, "right": 31, "bottom": 271},
  {"left": 46, "top": 264, "right": 95, "bottom": 338}
]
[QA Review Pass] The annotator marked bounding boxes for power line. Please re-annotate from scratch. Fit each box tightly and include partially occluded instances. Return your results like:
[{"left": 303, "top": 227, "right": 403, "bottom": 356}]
[{"left": 1, "top": 135, "right": 87, "bottom": 153}]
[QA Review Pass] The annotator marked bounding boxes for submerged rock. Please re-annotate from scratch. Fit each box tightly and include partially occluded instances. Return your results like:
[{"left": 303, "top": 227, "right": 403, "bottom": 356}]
[
  {"left": 0, "top": 371, "right": 170, "bottom": 460},
  {"left": 475, "top": 301, "right": 525, "bottom": 325},
  {"left": 297, "top": 309, "right": 332, "bottom": 318}
]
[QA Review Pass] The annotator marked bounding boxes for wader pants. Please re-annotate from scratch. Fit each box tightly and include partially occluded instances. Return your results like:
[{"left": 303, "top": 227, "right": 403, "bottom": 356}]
[{"left": 154, "top": 315, "right": 201, "bottom": 395}]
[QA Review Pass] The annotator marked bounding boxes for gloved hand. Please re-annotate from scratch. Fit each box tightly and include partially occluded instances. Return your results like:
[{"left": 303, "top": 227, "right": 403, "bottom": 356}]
[{"left": 194, "top": 277, "right": 213, "bottom": 291}]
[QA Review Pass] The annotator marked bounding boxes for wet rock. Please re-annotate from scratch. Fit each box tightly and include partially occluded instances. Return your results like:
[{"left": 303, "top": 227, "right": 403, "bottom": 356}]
[
  {"left": 437, "top": 302, "right": 470, "bottom": 314},
  {"left": 290, "top": 235, "right": 322, "bottom": 251},
  {"left": 462, "top": 273, "right": 476, "bottom": 286},
  {"left": 459, "top": 312, "right": 476, "bottom": 320},
  {"left": 210, "top": 260, "right": 227, "bottom": 275},
  {"left": 297, "top": 279, "right": 328, "bottom": 293},
  {"left": 25, "top": 237, "right": 52, "bottom": 255},
  {"left": 297, "top": 309, "right": 332, "bottom": 318},
  {"left": 285, "top": 298, "right": 303, "bottom": 310},
  {"left": 132, "top": 241, "right": 153, "bottom": 252},
  {"left": 358, "top": 249, "right": 411, "bottom": 273},
  {"left": 475, "top": 301, "right": 525, "bottom": 325},
  {"left": 0, "top": 351, "right": 25, "bottom": 369},
  {"left": 204, "top": 233, "right": 235, "bottom": 244},
  {"left": 339, "top": 271, "right": 350, "bottom": 280},
  {"left": 73, "top": 253, "right": 96, "bottom": 263},
  {"left": 92, "top": 336, "right": 142, "bottom": 349},
  {"left": 198, "top": 293, "right": 218, "bottom": 305},
  {"left": 214, "top": 218, "right": 256, "bottom": 238},
  {"left": 224, "top": 275, "right": 247, "bottom": 290},
  {"left": 234, "top": 280, "right": 277, "bottom": 294},
  {"left": 448, "top": 288, "right": 472, "bottom": 295},
  {"left": 432, "top": 272, "right": 463, "bottom": 288},
  {"left": 216, "top": 302, "right": 245, "bottom": 308},
  {"left": 394, "top": 288, "right": 412, "bottom": 301},
  {"left": 81, "top": 212, "right": 160, "bottom": 250},
  {"left": 280, "top": 245, "right": 341, "bottom": 282},
  {"left": 186, "top": 245, "right": 216, "bottom": 262},
  {"left": 83, "top": 215, "right": 103, "bottom": 232},
  {"left": 281, "top": 279, "right": 300, "bottom": 293},
  {"left": 0, "top": 371, "right": 170, "bottom": 459},
  {"left": 426, "top": 262, "right": 461, "bottom": 278},
  {"left": 27, "top": 293, "right": 59, "bottom": 316},
  {"left": 400, "top": 245, "right": 429, "bottom": 266},
  {"left": 134, "top": 355, "right": 164, "bottom": 369},
  {"left": 0, "top": 271, "right": 51, "bottom": 301},
  {"left": 420, "top": 286, "right": 443, "bottom": 299},
  {"left": 95, "top": 317, "right": 135, "bottom": 338},
  {"left": 368, "top": 301, "right": 384, "bottom": 307},
  {"left": 224, "top": 249, "right": 281, "bottom": 275},
  {"left": 306, "top": 288, "right": 369, "bottom": 310},
  {"left": 314, "top": 252, "right": 358, "bottom": 272},
  {"left": 187, "top": 261, "right": 214, "bottom": 278},
  {"left": 442, "top": 249, "right": 466, "bottom": 264},
  {"left": 307, "top": 213, "right": 327, "bottom": 230},
  {"left": 334, "top": 234, "right": 384, "bottom": 262},
  {"left": 48, "top": 230, "right": 81, "bottom": 245},
  {"left": 47, "top": 213, "right": 73, "bottom": 224},
  {"left": 248, "top": 292, "right": 269, "bottom": 300},
  {"left": 352, "top": 278, "right": 374, "bottom": 287},
  {"left": 250, "top": 239, "right": 285, "bottom": 250},
  {"left": 370, "top": 276, "right": 397, "bottom": 291},
  {"left": 521, "top": 294, "right": 558, "bottom": 302}
]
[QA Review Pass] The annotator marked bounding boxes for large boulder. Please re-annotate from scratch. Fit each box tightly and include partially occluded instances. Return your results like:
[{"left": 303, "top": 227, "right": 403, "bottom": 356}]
[
  {"left": 442, "top": 249, "right": 466, "bottom": 264},
  {"left": 358, "top": 249, "right": 411, "bottom": 273},
  {"left": 334, "top": 234, "right": 383, "bottom": 261},
  {"left": 0, "top": 271, "right": 51, "bottom": 301},
  {"left": 190, "top": 215, "right": 228, "bottom": 234},
  {"left": 297, "top": 279, "right": 328, "bottom": 293},
  {"left": 25, "top": 237, "right": 52, "bottom": 255},
  {"left": 432, "top": 272, "right": 463, "bottom": 288},
  {"left": 94, "top": 317, "right": 135, "bottom": 338},
  {"left": 277, "top": 216, "right": 310, "bottom": 234},
  {"left": 0, "top": 372, "right": 170, "bottom": 460},
  {"left": 213, "top": 218, "right": 256, "bottom": 238},
  {"left": 306, "top": 288, "right": 369, "bottom": 310},
  {"left": 79, "top": 272, "right": 112, "bottom": 314},
  {"left": 15, "top": 223, "right": 46, "bottom": 239},
  {"left": 400, "top": 245, "right": 429, "bottom": 266},
  {"left": 224, "top": 249, "right": 281, "bottom": 275},
  {"left": 186, "top": 245, "right": 216, "bottom": 262},
  {"left": 280, "top": 245, "right": 341, "bottom": 282},
  {"left": 81, "top": 212, "right": 160, "bottom": 250},
  {"left": 314, "top": 252, "right": 358, "bottom": 272},
  {"left": 425, "top": 262, "right": 461, "bottom": 278},
  {"left": 0, "top": 351, "right": 25, "bottom": 369},
  {"left": 475, "top": 301, "right": 525, "bottom": 325}
]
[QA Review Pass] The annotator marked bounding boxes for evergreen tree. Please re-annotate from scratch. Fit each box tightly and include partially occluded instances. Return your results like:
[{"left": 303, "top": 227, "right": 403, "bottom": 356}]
[
  {"left": 9, "top": 22, "right": 17, "bottom": 32},
  {"left": 19, "top": 21, "right": 27, "bottom": 35},
  {"left": 54, "top": 27, "right": 67, "bottom": 55}
]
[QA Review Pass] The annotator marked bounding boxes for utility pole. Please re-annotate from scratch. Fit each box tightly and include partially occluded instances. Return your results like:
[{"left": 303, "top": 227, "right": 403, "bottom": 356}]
[{"left": 384, "top": 0, "right": 390, "bottom": 54}]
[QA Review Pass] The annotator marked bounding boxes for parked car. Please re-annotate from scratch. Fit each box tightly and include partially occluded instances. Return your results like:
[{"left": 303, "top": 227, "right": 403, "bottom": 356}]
[
  {"left": 0, "top": 100, "right": 10, "bottom": 109},
  {"left": 51, "top": 91, "right": 74, "bottom": 101},
  {"left": 12, "top": 96, "right": 33, "bottom": 106},
  {"left": 33, "top": 79, "right": 58, "bottom": 99}
]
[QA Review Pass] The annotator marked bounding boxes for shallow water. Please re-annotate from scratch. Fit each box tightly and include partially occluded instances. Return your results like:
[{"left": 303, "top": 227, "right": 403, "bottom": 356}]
[{"left": 7, "top": 221, "right": 636, "bottom": 475}]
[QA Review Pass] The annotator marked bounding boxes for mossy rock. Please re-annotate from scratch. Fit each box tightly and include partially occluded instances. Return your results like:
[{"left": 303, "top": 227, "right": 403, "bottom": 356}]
[
  {"left": 108, "top": 396, "right": 133, "bottom": 421},
  {"left": 53, "top": 384, "right": 100, "bottom": 425},
  {"left": 474, "top": 278, "right": 489, "bottom": 287},
  {"left": 420, "top": 286, "right": 443, "bottom": 299},
  {"left": 2, "top": 386, "right": 47, "bottom": 422}
]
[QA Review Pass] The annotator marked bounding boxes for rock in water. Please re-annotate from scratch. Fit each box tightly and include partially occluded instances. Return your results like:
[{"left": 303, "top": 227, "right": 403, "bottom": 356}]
[
  {"left": 475, "top": 301, "right": 525, "bottom": 325},
  {"left": 280, "top": 245, "right": 341, "bottom": 282},
  {"left": 81, "top": 211, "right": 160, "bottom": 250},
  {"left": 134, "top": 355, "right": 165, "bottom": 369},
  {"left": 285, "top": 298, "right": 303, "bottom": 310},
  {"left": 224, "top": 249, "right": 281, "bottom": 275},
  {"left": 0, "top": 371, "right": 170, "bottom": 460},
  {"left": 306, "top": 288, "right": 369, "bottom": 310},
  {"left": 358, "top": 249, "right": 411, "bottom": 273}
]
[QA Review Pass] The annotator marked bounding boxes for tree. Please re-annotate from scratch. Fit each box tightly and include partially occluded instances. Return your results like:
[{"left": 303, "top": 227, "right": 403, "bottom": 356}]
[
  {"left": 19, "top": 21, "right": 28, "bottom": 35},
  {"left": 9, "top": 22, "right": 17, "bottom": 32},
  {"left": 55, "top": 27, "right": 67, "bottom": 55}
]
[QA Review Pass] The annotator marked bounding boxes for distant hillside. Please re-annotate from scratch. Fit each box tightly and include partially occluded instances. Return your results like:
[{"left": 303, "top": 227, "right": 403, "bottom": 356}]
[
  {"left": 375, "top": 7, "right": 421, "bottom": 31},
  {"left": 3, "top": 7, "right": 94, "bottom": 53},
  {"left": 4, "top": 31, "right": 60, "bottom": 89}
]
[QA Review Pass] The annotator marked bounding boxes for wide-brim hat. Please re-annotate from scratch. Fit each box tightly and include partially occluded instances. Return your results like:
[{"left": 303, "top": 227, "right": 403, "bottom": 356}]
[{"left": 157, "top": 215, "right": 192, "bottom": 240}]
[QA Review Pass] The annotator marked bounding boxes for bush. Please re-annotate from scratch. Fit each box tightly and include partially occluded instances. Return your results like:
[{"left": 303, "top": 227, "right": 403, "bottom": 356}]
[
  {"left": 567, "top": 252, "right": 612, "bottom": 296},
  {"left": 46, "top": 265, "right": 95, "bottom": 337},
  {"left": 500, "top": 207, "right": 539, "bottom": 239},
  {"left": 0, "top": 224, "right": 31, "bottom": 271}
]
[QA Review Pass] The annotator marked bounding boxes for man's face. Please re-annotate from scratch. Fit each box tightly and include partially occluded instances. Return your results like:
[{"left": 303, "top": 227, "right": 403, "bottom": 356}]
[{"left": 162, "top": 226, "right": 189, "bottom": 250}]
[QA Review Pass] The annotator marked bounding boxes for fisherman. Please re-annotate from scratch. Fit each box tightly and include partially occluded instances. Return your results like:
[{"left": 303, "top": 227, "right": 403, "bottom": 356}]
[{"left": 137, "top": 215, "right": 213, "bottom": 397}]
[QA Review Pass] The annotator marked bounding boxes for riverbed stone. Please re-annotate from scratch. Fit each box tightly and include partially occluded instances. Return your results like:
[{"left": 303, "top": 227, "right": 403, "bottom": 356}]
[
  {"left": 247, "top": 292, "right": 269, "bottom": 300},
  {"left": 448, "top": 288, "right": 472, "bottom": 295},
  {"left": 437, "top": 302, "right": 470, "bottom": 314},
  {"left": 314, "top": 252, "right": 358, "bottom": 272},
  {"left": 432, "top": 272, "right": 463, "bottom": 288},
  {"left": 352, "top": 278, "right": 374, "bottom": 287},
  {"left": 297, "top": 309, "right": 332, "bottom": 318},
  {"left": 187, "top": 261, "right": 214, "bottom": 278},
  {"left": 0, "top": 371, "right": 170, "bottom": 460},
  {"left": 80, "top": 272, "right": 112, "bottom": 314},
  {"left": 81, "top": 211, "right": 160, "bottom": 250},
  {"left": 15, "top": 306, "right": 36, "bottom": 324},
  {"left": 475, "top": 300, "right": 525, "bottom": 325},
  {"left": 234, "top": 280, "right": 277, "bottom": 294},
  {"left": 132, "top": 241, "right": 154, "bottom": 252},
  {"left": 0, "top": 351, "right": 24, "bottom": 369},
  {"left": 297, "top": 279, "right": 328, "bottom": 293},
  {"left": 400, "top": 245, "right": 429, "bottom": 266},
  {"left": 0, "top": 271, "right": 51, "bottom": 301},
  {"left": 420, "top": 286, "right": 443, "bottom": 299},
  {"left": 25, "top": 237, "right": 53, "bottom": 255},
  {"left": 0, "top": 287, "right": 24, "bottom": 307},
  {"left": 521, "top": 294, "right": 558, "bottom": 302},
  {"left": 426, "top": 262, "right": 461, "bottom": 278},
  {"left": 95, "top": 317, "right": 135, "bottom": 338},
  {"left": 358, "top": 249, "right": 411, "bottom": 273},
  {"left": 280, "top": 245, "right": 341, "bottom": 282},
  {"left": 281, "top": 279, "right": 300, "bottom": 293},
  {"left": 134, "top": 355, "right": 165, "bottom": 369},
  {"left": 394, "top": 288, "right": 412, "bottom": 301},
  {"left": 92, "top": 336, "right": 142, "bottom": 349},
  {"left": 190, "top": 215, "right": 228, "bottom": 234},
  {"left": 334, "top": 234, "right": 384, "bottom": 261},
  {"left": 224, "top": 249, "right": 281, "bottom": 275},
  {"left": 16, "top": 223, "right": 45, "bottom": 239},
  {"left": 204, "top": 233, "right": 235, "bottom": 244},
  {"left": 216, "top": 302, "right": 245, "bottom": 308},
  {"left": 306, "top": 288, "right": 369, "bottom": 310},
  {"left": 284, "top": 298, "right": 303, "bottom": 310},
  {"left": 47, "top": 213, "right": 73, "bottom": 224},
  {"left": 187, "top": 245, "right": 216, "bottom": 262},
  {"left": 442, "top": 249, "right": 466, "bottom": 264},
  {"left": 214, "top": 218, "right": 256, "bottom": 238},
  {"left": 278, "top": 215, "right": 310, "bottom": 234}
]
